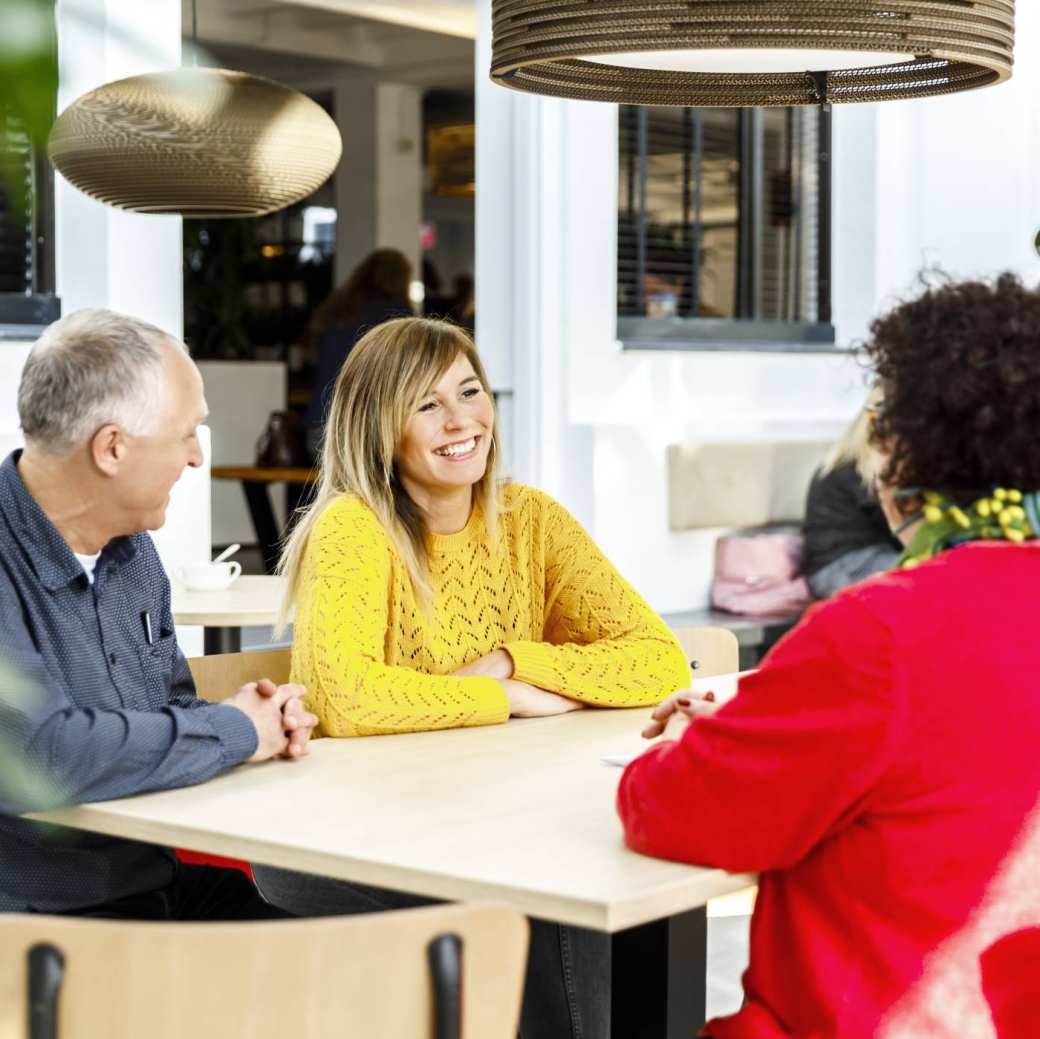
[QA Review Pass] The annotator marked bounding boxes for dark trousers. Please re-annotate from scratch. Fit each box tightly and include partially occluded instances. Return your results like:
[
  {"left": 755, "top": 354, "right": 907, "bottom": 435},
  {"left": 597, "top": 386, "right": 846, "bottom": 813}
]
[{"left": 59, "top": 862, "right": 288, "bottom": 922}]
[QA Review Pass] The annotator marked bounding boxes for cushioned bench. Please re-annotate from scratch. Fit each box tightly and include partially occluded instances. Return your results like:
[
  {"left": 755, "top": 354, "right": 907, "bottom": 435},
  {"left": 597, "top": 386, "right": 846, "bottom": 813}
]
[{"left": 667, "top": 439, "right": 831, "bottom": 531}]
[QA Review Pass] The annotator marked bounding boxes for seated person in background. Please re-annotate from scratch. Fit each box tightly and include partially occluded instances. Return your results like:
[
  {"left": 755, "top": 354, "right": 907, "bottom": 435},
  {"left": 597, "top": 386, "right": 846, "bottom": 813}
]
[
  {"left": 619, "top": 273, "right": 1040, "bottom": 1039},
  {"left": 0, "top": 309, "right": 316, "bottom": 919},
  {"left": 303, "top": 247, "right": 413, "bottom": 456},
  {"left": 802, "top": 386, "right": 901, "bottom": 598},
  {"left": 254, "top": 315, "right": 689, "bottom": 1039}
]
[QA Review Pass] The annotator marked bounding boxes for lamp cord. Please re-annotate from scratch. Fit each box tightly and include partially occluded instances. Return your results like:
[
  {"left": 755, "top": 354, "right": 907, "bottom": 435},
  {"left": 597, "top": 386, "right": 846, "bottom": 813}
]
[
  {"left": 806, "top": 70, "right": 828, "bottom": 108},
  {"left": 190, "top": 0, "right": 198, "bottom": 66}
]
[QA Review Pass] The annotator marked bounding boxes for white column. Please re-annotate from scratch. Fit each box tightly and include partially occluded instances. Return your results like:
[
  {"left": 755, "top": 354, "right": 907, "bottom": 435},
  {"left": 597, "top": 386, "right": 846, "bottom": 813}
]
[
  {"left": 474, "top": 0, "right": 582, "bottom": 503},
  {"left": 333, "top": 79, "right": 378, "bottom": 282},
  {"left": 333, "top": 78, "right": 422, "bottom": 285},
  {"left": 376, "top": 82, "right": 422, "bottom": 280}
]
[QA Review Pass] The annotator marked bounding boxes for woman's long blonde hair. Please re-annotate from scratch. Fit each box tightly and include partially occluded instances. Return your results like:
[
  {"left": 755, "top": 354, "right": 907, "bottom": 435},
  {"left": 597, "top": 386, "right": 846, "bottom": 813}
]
[
  {"left": 822, "top": 384, "right": 885, "bottom": 486},
  {"left": 276, "top": 317, "right": 501, "bottom": 632}
]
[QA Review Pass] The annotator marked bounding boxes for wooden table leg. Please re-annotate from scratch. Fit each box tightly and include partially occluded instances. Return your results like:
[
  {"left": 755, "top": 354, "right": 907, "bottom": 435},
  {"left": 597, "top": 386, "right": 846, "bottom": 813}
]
[
  {"left": 240, "top": 480, "right": 281, "bottom": 574},
  {"left": 611, "top": 905, "right": 707, "bottom": 1038}
]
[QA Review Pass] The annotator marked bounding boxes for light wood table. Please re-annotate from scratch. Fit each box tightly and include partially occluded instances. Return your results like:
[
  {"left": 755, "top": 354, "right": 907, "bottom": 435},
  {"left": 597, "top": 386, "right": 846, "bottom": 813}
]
[
  {"left": 32, "top": 675, "right": 751, "bottom": 1038},
  {"left": 172, "top": 575, "right": 290, "bottom": 654}
]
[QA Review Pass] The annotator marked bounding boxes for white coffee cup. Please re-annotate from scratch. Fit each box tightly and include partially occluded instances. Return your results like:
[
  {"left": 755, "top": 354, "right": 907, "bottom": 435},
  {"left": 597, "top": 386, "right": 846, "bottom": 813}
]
[{"left": 179, "top": 560, "right": 242, "bottom": 591}]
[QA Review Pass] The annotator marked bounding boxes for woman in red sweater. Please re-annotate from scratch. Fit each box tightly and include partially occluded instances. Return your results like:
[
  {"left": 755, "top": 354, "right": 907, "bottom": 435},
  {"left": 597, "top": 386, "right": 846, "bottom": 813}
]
[{"left": 618, "top": 273, "right": 1040, "bottom": 1039}]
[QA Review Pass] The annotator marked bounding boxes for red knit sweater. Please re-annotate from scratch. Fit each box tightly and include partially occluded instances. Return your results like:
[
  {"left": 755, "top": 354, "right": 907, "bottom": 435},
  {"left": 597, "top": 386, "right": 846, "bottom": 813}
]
[{"left": 618, "top": 544, "right": 1040, "bottom": 1038}]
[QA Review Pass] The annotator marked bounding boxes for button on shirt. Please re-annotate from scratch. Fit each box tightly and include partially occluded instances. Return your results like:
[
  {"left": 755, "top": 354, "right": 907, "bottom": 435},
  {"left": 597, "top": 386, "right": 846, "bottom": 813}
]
[{"left": 0, "top": 451, "right": 258, "bottom": 912}]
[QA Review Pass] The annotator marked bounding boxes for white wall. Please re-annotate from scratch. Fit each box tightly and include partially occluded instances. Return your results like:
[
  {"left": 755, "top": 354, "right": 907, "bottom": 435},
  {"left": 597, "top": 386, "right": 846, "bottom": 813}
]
[
  {"left": 475, "top": 0, "right": 1040, "bottom": 613},
  {"left": 0, "top": 344, "right": 33, "bottom": 442},
  {"left": 198, "top": 361, "right": 287, "bottom": 546}
]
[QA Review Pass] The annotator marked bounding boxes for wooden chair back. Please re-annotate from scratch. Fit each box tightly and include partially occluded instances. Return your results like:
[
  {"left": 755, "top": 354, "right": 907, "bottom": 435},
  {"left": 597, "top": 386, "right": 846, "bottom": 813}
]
[
  {"left": 1, "top": 902, "right": 527, "bottom": 1039},
  {"left": 187, "top": 648, "right": 291, "bottom": 703},
  {"left": 670, "top": 626, "right": 739, "bottom": 678}
]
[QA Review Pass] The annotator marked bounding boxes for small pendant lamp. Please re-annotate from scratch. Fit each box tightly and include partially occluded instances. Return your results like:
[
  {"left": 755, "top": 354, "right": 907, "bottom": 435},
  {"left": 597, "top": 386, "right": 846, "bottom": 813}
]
[
  {"left": 47, "top": 67, "right": 342, "bottom": 217},
  {"left": 490, "top": 1, "right": 1015, "bottom": 106}
]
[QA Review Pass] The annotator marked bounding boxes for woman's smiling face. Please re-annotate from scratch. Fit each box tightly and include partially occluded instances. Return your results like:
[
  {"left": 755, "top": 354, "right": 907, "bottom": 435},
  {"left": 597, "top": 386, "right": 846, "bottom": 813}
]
[{"left": 395, "top": 353, "right": 495, "bottom": 499}]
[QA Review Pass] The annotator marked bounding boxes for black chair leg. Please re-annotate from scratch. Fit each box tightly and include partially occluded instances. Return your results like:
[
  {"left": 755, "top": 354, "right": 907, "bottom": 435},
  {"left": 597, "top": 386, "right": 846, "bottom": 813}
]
[
  {"left": 28, "top": 943, "right": 64, "bottom": 1039},
  {"left": 428, "top": 933, "right": 463, "bottom": 1039}
]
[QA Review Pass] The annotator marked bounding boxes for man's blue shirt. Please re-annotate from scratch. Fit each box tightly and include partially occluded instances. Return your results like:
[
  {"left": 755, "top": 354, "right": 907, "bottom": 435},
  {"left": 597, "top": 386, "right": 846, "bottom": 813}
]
[{"left": 0, "top": 450, "right": 257, "bottom": 911}]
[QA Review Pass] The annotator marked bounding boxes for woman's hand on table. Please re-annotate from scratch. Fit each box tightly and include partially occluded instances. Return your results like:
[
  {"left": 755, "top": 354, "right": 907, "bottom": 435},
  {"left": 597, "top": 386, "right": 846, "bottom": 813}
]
[
  {"left": 499, "top": 679, "right": 584, "bottom": 718},
  {"left": 641, "top": 689, "right": 720, "bottom": 741},
  {"left": 454, "top": 648, "right": 515, "bottom": 681},
  {"left": 454, "top": 651, "right": 583, "bottom": 717}
]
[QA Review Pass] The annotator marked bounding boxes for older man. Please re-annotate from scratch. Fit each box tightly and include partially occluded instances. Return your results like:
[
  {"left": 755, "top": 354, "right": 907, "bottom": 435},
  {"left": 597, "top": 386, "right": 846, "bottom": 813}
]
[{"left": 0, "top": 308, "right": 315, "bottom": 918}]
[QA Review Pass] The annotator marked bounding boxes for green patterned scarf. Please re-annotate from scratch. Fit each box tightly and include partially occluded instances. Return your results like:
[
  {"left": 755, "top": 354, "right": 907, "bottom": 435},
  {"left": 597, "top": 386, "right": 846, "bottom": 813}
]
[{"left": 899, "top": 488, "right": 1040, "bottom": 568}]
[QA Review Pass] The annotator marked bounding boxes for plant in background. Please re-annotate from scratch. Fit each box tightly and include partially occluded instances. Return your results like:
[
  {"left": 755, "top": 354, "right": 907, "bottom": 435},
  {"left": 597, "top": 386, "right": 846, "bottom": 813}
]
[
  {"left": 0, "top": 0, "right": 57, "bottom": 209},
  {"left": 184, "top": 219, "right": 254, "bottom": 359},
  {"left": 0, "top": 657, "right": 59, "bottom": 812},
  {"left": 0, "top": 0, "right": 58, "bottom": 153},
  {"left": 0, "top": 2, "right": 59, "bottom": 809}
]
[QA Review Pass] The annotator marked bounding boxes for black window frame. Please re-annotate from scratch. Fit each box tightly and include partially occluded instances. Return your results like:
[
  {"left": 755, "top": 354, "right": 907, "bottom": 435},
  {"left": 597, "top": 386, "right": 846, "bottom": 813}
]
[{"left": 618, "top": 103, "right": 836, "bottom": 354}]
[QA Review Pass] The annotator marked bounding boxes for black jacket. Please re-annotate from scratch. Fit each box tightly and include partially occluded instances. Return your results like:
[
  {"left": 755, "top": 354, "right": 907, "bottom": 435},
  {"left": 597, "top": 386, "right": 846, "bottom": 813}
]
[{"left": 802, "top": 462, "right": 902, "bottom": 576}]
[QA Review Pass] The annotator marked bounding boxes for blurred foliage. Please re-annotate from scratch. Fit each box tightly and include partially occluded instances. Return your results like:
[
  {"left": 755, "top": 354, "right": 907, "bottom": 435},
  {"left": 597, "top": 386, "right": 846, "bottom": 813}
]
[
  {"left": 0, "top": 658, "right": 58, "bottom": 813},
  {"left": 184, "top": 221, "right": 254, "bottom": 358},
  {"left": 0, "top": 0, "right": 57, "bottom": 234},
  {"left": 0, "top": 0, "right": 58, "bottom": 151}
]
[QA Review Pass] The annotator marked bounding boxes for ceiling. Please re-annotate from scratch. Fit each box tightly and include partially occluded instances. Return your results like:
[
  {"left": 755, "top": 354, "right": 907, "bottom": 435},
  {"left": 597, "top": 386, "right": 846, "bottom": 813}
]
[
  {"left": 183, "top": 0, "right": 475, "bottom": 90},
  {"left": 278, "top": 0, "right": 475, "bottom": 38}
]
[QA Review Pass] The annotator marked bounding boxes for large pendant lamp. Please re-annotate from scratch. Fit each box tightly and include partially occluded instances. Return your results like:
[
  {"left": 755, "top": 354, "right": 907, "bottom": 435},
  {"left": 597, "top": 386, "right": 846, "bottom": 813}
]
[
  {"left": 47, "top": 67, "right": 341, "bottom": 217},
  {"left": 490, "top": 2, "right": 1015, "bottom": 106}
]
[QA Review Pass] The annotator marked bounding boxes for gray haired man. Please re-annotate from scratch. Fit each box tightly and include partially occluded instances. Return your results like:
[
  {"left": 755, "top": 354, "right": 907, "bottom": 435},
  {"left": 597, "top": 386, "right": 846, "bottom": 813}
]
[{"left": 0, "top": 308, "right": 316, "bottom": 919}]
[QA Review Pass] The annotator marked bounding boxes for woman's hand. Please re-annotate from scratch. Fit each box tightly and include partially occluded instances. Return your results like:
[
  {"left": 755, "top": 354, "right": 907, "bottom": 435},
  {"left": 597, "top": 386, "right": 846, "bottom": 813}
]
[
  {"left": 455, "top": 648, "right": 515, "bottom": 681},
  {"left": 641, "top": 689, "right": 719, "bottom": 740},
  {"left": 500, "top": 679, "right": 584, "bottom": 718}
]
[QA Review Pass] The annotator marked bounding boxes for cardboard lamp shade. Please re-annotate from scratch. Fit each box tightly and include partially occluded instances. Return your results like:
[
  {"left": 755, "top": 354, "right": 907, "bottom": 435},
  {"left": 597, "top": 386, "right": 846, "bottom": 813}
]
[
  {"left": 47, "top": 68, "right": 342, "bottom": 217},
  {"left": 490, "top": 0, "right": 1015, "bottom": 106}
]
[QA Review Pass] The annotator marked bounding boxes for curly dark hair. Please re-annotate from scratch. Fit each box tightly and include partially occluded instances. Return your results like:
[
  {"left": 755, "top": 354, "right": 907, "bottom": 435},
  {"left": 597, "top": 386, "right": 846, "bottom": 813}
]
[{"left": 865, "top": 272, "right": 1040, "bottom": 501}]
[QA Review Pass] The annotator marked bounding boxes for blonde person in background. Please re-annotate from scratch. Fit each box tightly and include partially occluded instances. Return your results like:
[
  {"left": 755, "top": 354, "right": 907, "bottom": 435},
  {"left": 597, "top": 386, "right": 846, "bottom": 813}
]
[
  {"left": 253, "top": 315, "right": 689, "bottom": 1039},
  {"left": 801, "top": 386, "right": 902, "bottom": 599}
]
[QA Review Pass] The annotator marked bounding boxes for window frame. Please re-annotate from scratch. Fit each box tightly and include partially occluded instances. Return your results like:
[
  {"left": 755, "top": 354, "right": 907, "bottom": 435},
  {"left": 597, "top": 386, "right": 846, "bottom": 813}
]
[{"left": 617, "top": 103, "right": 837, "bottom": 354}]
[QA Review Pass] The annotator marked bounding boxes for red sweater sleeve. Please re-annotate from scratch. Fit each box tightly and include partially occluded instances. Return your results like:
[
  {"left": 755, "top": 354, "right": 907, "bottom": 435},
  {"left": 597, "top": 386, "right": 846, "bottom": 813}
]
[{"left": 617, "top": 597, "right": 905, "bottom": 873}]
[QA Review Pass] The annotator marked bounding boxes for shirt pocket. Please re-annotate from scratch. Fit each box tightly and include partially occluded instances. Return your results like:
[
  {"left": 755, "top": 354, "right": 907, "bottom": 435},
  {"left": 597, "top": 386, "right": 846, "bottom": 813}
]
[{"left": 136, "top": 632, "right": 178, "bottom": 710}]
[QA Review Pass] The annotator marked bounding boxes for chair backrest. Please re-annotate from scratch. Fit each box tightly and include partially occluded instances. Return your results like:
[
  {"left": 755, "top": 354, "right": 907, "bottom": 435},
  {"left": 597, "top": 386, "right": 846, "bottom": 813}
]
[
  {"left": 671, "top": 626, "right": 739, "bottom": 678},
  {"left": 1, "top": 902, "right": 527, "bottom": 1039},
  {"left": 187, "top": 648, "right": 292, "bottom": 702}
]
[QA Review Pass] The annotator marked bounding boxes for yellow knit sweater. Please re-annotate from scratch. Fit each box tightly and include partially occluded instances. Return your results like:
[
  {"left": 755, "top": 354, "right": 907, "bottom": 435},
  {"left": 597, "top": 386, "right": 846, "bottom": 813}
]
[{"left": 293, "top": 483, "right": 690, "bottom": 737}]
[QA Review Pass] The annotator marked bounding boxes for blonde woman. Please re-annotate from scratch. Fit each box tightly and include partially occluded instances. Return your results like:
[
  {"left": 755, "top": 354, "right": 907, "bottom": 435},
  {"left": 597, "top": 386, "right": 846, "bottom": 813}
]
[
  {"left": 801, "top": 386, "right": 901, "bottom": 598},
  {"left": 254, "top": 316, "right": 689, "bottom": 1039}
]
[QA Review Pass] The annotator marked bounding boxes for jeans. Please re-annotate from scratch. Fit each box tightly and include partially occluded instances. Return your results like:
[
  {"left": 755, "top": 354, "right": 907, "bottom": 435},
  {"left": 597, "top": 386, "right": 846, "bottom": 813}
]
[
  {"left": 253, "top": 864, "right": 611, "bottom": 1039},
  {"left": 55, "top": 862, "right": 289, "bottom": 921}
]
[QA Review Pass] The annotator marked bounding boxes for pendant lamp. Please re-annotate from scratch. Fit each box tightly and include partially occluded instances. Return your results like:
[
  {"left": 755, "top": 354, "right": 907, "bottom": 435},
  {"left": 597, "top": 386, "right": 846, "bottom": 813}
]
[
  {"left": 490, "top": 1, "right": 1015, "bottom": 106},
  {"left": 47, "top": 67, "right": 341, "bottom": 216}
]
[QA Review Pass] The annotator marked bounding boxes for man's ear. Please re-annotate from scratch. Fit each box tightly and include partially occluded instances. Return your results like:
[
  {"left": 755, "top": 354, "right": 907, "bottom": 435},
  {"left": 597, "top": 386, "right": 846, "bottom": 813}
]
[{"left": 89, "top": 424, "right": 127, "bottom": 476}]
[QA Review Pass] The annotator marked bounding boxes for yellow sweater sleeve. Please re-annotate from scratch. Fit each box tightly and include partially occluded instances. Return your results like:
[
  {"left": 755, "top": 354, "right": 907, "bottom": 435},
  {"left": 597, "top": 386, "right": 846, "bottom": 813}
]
[
  {"left": 503, "top": 494, "right": 690, "bottom": 707},
  {"left": 296, "top": 499, "right": 509, "bottom": 737}
]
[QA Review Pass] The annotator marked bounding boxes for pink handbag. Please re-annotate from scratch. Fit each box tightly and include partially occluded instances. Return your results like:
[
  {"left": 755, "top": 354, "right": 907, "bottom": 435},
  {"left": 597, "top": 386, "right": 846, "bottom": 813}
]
[{"left": 710, "top": 532, "right": 812, "bottom": 616}]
